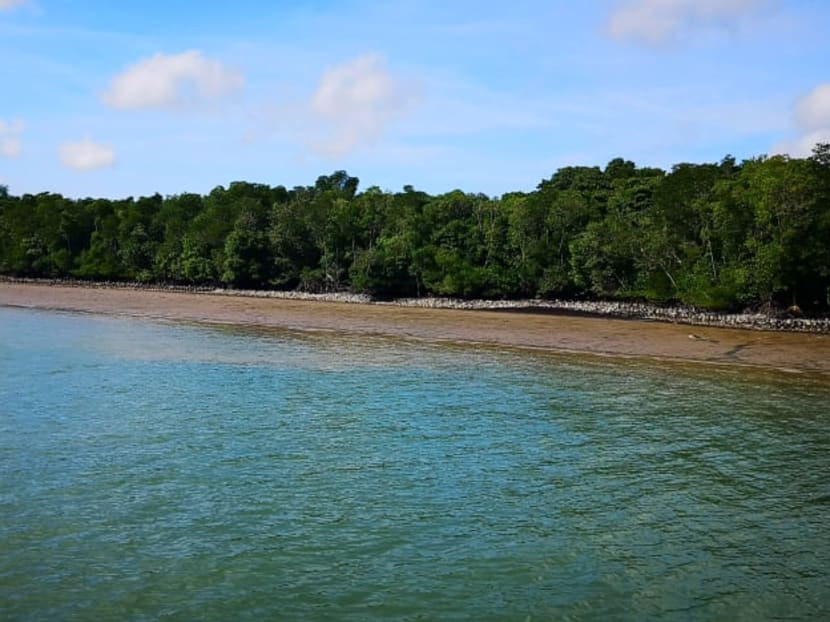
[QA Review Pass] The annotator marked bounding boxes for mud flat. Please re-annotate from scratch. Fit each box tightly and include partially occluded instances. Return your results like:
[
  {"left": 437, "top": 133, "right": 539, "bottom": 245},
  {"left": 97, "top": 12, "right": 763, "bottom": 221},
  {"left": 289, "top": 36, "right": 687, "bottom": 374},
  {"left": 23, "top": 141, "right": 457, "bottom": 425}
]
[{"left": 2, "top": 281, "right": 830, "bottom": 377}]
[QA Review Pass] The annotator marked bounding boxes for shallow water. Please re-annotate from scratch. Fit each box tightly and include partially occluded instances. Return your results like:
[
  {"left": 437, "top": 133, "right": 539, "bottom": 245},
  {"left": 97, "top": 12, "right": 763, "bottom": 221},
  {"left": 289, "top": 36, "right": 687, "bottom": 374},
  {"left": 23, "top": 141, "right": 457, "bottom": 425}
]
[{"left": 1, "top": 307, "right": 828, "bottom": 621}]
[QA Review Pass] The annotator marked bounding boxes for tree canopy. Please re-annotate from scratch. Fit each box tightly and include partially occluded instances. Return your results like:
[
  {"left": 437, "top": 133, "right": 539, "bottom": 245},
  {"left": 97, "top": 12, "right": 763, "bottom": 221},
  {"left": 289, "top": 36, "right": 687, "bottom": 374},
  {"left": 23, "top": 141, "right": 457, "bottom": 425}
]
[{"left": 2, "top": 147, "right": 829, "bottom": 311}]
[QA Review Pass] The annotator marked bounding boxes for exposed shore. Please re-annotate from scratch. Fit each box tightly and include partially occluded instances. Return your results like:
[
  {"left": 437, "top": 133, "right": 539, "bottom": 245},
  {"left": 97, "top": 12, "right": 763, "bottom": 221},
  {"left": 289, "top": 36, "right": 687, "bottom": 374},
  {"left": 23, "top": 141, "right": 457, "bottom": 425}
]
[
  {"left": 2, "top": 277, "right": 829, "bottom": 333},
  {"left": 3, "top": 281, "right": 830, "bottom": 377}
]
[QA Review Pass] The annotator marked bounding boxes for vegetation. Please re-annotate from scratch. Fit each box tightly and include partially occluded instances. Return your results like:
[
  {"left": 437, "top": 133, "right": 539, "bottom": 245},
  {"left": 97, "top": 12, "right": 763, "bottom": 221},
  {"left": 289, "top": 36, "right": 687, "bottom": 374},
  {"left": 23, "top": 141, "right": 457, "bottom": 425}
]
[{"left": 2, "top": 146, "right": 829, "bottom": 311}]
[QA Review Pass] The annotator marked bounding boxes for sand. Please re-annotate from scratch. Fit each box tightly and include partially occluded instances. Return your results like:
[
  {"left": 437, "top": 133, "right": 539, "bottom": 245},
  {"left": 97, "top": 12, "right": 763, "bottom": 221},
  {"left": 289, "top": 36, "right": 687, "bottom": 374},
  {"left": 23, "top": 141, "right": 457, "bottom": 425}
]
[{"left": 2, "top": 282, "right": 829, "bottom": 378}]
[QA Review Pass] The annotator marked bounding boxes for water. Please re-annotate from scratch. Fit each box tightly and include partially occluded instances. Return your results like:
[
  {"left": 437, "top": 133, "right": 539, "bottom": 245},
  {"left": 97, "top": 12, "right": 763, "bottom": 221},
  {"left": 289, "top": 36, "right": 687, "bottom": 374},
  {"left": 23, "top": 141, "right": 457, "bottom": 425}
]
[{"left": 1, "top": 307, "right": 828, "bottom": 621}]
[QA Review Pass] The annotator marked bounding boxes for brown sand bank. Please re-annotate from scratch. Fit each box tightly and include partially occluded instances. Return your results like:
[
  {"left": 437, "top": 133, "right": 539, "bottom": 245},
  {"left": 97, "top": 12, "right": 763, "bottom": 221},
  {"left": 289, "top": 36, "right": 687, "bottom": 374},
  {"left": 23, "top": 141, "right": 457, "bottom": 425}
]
[{"left": 2, "top": 282, "right": 830, "bottom": 377}]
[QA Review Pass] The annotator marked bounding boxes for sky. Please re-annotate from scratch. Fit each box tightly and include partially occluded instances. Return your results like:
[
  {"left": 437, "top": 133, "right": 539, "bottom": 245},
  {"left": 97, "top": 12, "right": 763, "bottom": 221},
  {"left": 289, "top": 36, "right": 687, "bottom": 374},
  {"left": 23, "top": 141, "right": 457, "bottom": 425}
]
[{"left": 1, "top": 0, "right": 829, "bottom": 198}]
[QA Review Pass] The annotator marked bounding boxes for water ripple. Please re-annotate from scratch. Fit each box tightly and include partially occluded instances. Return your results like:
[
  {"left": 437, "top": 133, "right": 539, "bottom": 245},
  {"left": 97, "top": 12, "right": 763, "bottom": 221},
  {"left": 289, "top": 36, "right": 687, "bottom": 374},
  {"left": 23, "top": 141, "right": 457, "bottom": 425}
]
[{"left": 1, "top": 307, "right": 829, "bottom": 621}]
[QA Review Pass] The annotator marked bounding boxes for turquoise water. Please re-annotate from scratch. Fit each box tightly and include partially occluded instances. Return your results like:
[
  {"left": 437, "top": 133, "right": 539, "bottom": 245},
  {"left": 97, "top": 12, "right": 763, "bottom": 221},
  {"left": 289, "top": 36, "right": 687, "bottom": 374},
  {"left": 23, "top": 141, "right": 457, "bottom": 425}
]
[{"left": 1, "top": 307, "right": 829, "bottom": 621}]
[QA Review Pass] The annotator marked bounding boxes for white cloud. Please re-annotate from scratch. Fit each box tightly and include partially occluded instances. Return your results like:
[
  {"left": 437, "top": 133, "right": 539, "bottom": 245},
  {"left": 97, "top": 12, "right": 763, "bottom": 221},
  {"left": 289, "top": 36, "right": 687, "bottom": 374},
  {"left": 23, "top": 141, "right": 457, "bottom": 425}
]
[
  {"left": 605, "top": 0, "right": 765, "bottom": 45},
  {"left": 59, "top": 138, "right": 116, "bottom": 171},
  {"left": 772, "top": 83, "right": 830, "bottom": 157},
  {"left": 0, "top": 0, "right": 29, "bottom": 11},
  {"left": 772, "top": 129, "right": 830, "bottom": 159},
  {"left": 308, "top": 54, "right": 414, "bottom": 156},
  {"left": 795, "top": 83, "right": 830, "bottom": 132},
  {"left": 102, "top": 50, "right": 244, "bottom": 110},
  {"left": 0, "top": 119, "right": 24, "bottom": 158},
  {"left": 0, "top": 137, "right": 21, "bottom": 158}
]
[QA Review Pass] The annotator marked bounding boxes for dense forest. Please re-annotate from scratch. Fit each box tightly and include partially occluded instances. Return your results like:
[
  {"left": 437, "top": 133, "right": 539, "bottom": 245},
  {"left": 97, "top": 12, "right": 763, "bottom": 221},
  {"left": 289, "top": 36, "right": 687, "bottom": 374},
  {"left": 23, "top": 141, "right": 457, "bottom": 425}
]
[{"left": 2, "top": 145, "right": 829, "bottom": 311}]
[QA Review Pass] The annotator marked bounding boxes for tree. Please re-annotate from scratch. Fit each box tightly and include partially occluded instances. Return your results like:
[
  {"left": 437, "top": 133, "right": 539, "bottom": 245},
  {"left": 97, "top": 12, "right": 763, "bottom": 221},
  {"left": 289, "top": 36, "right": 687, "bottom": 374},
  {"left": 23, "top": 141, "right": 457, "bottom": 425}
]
[
  {"left": 734, "top": 155, "right": 829, "bottom": 307},
  {"left": 74, "top": 198, "right": 124, "bottom": 280},
  {"left": 0, "top": 155, "right": 827, "bottom": 310},
  {"left": 221, "top": 201, "right": 271, "bottom": 287}
]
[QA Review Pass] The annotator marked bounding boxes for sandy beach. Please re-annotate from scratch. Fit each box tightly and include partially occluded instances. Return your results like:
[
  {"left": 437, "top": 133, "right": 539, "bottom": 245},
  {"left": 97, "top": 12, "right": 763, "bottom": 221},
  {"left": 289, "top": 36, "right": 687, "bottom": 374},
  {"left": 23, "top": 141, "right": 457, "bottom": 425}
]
[{"left": 2, "top": 282, "right": 830, "bottom": 377}]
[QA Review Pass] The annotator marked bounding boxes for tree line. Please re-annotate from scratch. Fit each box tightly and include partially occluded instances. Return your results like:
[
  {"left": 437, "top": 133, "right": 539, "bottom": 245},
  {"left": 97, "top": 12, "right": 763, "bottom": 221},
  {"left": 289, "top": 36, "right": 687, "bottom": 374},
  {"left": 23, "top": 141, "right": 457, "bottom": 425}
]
[{"left": 2, "top": 145, "right": 829, "bottom": 310}]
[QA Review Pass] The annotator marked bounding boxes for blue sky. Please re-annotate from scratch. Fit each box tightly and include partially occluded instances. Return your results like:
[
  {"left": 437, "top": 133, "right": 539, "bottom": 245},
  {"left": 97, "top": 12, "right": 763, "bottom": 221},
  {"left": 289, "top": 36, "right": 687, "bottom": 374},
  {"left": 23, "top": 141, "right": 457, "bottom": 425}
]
[{"left": 1, "top": 0, "right": 829, "bottom": 198}]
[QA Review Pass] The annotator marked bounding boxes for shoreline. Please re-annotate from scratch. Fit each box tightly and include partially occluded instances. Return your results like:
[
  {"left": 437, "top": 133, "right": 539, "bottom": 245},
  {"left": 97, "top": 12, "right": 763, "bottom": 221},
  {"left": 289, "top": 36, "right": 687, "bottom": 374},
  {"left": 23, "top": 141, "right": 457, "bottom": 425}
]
[
  {"left": 2, "top": 276, "right": 828, "bottom": 333},
  {"left": 2, "top": 281, "right": 830, "bottom": 378}
]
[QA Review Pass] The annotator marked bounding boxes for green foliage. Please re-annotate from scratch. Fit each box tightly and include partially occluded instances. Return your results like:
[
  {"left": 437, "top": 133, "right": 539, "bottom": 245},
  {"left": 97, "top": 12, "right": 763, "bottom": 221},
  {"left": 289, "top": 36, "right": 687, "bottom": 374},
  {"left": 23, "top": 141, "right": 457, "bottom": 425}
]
[
  {"left": 350, "top": 234, "right": 415, "bottom": 297},
  {"left": 177, "top": 235, "right": 216, "bottom": 284},
  {"left": 221, "top": 208, "right": 271, "bottom": 287},
  {"left": 1, "top": 150, "right": 829, "bottom": 310}
]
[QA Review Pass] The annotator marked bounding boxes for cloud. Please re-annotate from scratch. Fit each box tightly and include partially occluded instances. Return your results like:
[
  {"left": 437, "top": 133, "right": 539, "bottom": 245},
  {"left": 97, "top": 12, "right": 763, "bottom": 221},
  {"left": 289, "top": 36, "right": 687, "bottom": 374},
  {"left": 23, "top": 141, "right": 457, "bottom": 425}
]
[
  {"left": 795, "top": 83, "right": 830, "bottom": 132},
  {"left": 0, "top": 0, "right": 29, "bottom": 11},
  {"left": 772, "top": 83, "right": 830, "bottom": 157},
  {"left": 308, "top": 54, "right": 414, "bottom": 156},
  {"left": 102, "top": 50, "right": 244, "bottom": 110},
  {"left": 0, "top": 137, "right": 21, "bottom": 158},
  {"left": 0, "top": 119, "right": 24, "bottom": 158},
  {"left": 773, "top": 129, "right": 830, "bottom": 159},
  {"left": 605, "top": 0, "right": 765, "bottom": 45},
  {"left": 59, "top": 138, "right": 116, "bottom": 171}
]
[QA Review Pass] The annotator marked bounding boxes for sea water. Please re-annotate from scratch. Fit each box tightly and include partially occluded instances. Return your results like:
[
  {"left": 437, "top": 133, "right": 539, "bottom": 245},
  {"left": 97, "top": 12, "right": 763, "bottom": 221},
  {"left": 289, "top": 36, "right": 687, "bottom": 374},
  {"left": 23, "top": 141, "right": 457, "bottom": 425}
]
[{"left": 1, "top": 306, "right": 828, "bottom": 621}]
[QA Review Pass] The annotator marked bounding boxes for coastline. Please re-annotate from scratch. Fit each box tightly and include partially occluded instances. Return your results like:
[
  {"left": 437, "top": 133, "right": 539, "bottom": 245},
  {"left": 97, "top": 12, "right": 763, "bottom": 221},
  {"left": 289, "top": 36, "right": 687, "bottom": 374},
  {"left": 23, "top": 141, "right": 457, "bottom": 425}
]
[
  {"left": 2, "top": 277, "right": 828, "bottom": 333},
  {"left": 3, "top": 281, "right": 830, "bottom": 378}
]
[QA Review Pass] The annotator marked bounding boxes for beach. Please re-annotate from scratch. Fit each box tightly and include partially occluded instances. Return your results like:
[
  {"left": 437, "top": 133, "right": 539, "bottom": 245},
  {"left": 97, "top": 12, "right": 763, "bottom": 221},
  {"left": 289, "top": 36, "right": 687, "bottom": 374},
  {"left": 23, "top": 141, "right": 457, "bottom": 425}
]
[{"left": 2, "top": 281, "right": 829, "bottom": 377}]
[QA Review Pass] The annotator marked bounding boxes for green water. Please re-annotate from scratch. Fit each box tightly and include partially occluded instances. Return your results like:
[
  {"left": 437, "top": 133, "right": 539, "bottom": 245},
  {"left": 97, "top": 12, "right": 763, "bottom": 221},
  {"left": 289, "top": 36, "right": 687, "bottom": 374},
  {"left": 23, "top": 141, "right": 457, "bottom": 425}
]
[{"left": 1, "top": 307, "right": 828, "bottom": 621}]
